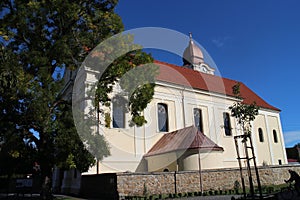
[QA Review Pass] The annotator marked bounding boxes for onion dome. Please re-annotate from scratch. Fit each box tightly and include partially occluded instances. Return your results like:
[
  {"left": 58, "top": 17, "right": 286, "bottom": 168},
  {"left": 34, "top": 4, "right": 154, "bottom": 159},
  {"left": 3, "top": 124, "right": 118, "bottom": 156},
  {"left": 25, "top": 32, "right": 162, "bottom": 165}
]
[{"left": 183, "top": 33, "right": 204, "bottom": 66}]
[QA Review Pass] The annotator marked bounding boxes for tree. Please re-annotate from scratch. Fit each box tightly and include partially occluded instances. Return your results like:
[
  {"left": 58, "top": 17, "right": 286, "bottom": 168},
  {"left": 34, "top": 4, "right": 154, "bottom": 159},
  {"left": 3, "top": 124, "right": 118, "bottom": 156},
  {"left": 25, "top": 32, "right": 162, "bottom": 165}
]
[
  {"left": 229, "top": 82, "right": 262, "bottom": 199},
  {"left": 94, "top": 50, "right": 157, "bottom": 127},
  {"left": 0, "top": 45, "right": 35, "bottom": 178},
  {"left": 229, "top": 82, "right": 259, "bottom": 139},
  {"left": 0, "top": 0, "right": 157, "bottom": 199}
]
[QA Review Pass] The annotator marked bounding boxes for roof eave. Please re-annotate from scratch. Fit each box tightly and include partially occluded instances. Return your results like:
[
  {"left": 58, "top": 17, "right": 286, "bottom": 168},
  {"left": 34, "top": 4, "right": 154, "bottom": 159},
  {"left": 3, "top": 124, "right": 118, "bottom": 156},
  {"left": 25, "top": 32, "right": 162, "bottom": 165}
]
[{"left": 144, "top": 145, "right": 224, "bottom": 158}]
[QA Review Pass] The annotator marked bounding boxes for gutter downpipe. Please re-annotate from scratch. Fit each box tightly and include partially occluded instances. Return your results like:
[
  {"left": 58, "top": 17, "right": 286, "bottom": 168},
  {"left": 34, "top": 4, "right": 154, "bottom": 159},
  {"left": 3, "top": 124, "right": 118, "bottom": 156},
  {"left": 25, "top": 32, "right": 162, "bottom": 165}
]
[
  {"left": 198, "top": 149, "right": 203, "bottom": 194},
  {"left": 181, "top": 88, "right": 186, "bottom": 128}
]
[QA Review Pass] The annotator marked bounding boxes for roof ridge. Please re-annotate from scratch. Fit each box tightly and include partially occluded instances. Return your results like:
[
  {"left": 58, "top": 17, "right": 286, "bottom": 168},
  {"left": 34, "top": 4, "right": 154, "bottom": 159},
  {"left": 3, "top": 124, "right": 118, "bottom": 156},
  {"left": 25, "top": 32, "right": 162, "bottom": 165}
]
[
  {"left": 153, "top": 60, "right": 280, "bottom": 111},
  {"left": 154, "top": 59, "right": 240, "bottom": 82},
  {"left": 154, "top": 60, "right": 216, "bottom": 77}
]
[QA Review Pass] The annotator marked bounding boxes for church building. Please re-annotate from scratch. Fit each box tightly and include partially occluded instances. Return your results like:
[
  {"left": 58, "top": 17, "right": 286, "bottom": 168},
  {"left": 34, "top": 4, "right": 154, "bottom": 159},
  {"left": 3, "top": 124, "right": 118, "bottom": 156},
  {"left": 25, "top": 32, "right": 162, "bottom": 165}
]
[{"left": 83, "top": 34, "right": 288, "bottom": 174}]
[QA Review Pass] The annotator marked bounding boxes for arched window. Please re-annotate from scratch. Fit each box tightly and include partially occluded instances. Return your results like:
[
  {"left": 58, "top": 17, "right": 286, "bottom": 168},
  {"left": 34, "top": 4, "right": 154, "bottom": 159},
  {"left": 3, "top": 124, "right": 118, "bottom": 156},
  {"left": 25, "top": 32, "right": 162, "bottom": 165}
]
[
  {"left": 223, "top": 112, "right": 232, "bottom": 136},
  {"left": 258, "top": 128, "right": 264, "bottom": 142},
  {"left": 273, "top": 130, "right": 278, "bottom": 143},
  {"left": 158, "top": 103, "right": 168, "bottom": 132},
  {"left": 112, "top": 99, "right": 125, "bottom": 128},
  {"left": 194, "top": 108, "right": 203, "bottom": 133}
]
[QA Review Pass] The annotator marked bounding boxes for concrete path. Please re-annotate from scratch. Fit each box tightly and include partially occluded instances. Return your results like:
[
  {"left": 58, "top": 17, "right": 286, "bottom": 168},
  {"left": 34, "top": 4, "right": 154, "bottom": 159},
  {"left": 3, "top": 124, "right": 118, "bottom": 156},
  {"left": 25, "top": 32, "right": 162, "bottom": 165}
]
[
  {"left": 175, "top": 195, "right": 241, "bottom": 200},
  {"left": 178, "top": 192, "right": 299, "bottom": 200},
  {"left": 1, "top": 193, "right": 299, "bottom": 200}
]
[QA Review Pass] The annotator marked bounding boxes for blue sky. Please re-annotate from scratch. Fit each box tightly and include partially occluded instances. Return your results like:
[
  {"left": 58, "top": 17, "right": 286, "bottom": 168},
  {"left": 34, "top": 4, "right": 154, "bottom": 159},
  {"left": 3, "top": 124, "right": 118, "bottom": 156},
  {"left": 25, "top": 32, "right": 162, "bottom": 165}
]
[{"left": 116, "top": 0, "right": 300, "bottom": 147}]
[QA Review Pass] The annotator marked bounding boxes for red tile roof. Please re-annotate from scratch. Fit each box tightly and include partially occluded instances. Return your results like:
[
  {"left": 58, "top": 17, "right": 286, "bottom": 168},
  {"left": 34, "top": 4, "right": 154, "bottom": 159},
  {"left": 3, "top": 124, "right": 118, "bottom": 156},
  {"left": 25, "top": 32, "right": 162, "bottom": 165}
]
[
  {"left": 144, "top": 126, "right": 224, "bottom": 157},
  {"left": 154, "top": 60, "right": 280, "bottom": 111}
]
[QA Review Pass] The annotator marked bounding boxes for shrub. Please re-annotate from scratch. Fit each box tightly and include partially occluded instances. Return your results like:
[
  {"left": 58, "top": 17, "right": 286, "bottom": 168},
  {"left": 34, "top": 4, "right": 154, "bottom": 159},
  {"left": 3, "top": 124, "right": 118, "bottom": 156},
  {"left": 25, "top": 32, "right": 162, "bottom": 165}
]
[
  {"left": 267, "top": 186, "right": 274, "bottom": 194},
  {"left": 234, "top": 180, "right": 240, "bottom": 194}
]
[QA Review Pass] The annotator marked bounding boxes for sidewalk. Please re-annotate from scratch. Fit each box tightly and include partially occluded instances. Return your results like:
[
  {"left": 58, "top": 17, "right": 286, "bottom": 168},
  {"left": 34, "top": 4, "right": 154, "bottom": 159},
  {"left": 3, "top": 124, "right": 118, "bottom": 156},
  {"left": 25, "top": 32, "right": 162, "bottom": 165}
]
[
  {"left": 176, "top": 195, "right": 242, "bottom": 200},
  {"left": 2, "top": 193, "right": 298, "bottom": 200},
  {"left": 0, "top": 193, "right": 86, "bottom": 199},
  {"left": 179, "top": 193, "right": 299, "bottom": 200}
]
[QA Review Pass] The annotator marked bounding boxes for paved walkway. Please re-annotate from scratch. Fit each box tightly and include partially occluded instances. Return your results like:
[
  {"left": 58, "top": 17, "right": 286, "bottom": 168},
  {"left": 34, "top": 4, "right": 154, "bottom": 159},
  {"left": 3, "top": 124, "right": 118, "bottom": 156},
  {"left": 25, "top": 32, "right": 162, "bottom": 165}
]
[
  {"left": 0, "top": 193, "right": 85, "bottom": 199},
  {"left": 175, "top": 195, "right": 241, "bottom": 200},
  {"left": 1, "top": 193, "right": 299, "bottom": 200},
  {"left": 177, "top": 193, "right": 299, "bottom": 200},
  {"left": 0, "top": 194, "right": 243, "bottom": 200}
]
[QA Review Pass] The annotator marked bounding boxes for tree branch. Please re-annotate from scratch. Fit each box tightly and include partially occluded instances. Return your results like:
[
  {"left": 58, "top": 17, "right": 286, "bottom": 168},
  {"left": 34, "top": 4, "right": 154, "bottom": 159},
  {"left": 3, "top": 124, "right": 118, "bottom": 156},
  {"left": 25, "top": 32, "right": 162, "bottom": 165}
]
[{"left": 49, "top": 99, "right": 70, "bottom": 114}]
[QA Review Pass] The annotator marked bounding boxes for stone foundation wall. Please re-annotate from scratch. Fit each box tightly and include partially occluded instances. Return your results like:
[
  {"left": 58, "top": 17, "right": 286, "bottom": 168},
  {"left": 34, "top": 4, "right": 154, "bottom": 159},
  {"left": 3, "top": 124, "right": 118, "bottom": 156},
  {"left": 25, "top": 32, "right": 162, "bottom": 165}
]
[{"left": 117, "top": 165, "right": 300, "bottom": 197}]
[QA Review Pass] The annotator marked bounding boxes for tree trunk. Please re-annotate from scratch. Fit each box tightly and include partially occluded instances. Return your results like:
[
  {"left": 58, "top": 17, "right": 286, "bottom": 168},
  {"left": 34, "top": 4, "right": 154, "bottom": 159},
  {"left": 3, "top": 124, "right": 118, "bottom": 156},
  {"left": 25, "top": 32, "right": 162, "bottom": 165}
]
[
  {"left": 40, "top": 162, "right": 53, "bottom": 200},
  {"left": 40, "top": 173, "right": 53, "bottom": 199}
]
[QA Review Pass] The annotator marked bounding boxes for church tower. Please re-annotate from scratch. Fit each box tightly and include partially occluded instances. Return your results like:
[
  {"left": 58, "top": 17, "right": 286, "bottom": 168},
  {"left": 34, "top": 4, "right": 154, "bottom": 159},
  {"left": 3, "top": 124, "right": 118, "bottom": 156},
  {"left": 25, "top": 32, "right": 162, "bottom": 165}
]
[{"left": 183, "top": 33, "right": 215, "bottom": 75}]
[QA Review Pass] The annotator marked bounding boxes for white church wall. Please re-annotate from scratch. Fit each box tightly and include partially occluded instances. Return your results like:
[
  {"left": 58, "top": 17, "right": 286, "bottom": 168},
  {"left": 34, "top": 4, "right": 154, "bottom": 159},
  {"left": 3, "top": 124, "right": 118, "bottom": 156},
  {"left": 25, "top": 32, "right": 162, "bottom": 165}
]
[
  {"left": 98, "top": 126, "right": 145, "bottom": 173},
  {"left": 266, "top": 112, "right": 287, "bottom": 165},
  {"left": 78, "top": 67, "right": 287, "bottom": 174},
  {"left": 181, "top": 151, "right": 226, "bottom": 171},
  {"left": 266, "top": 114, "right": 287, "bottom": 165},
  {"left": 252, "top": 114, "right": 272, "bottom": 165},
  {"left": 146, "top": 152, "right": 178, "bottom": 172},
  {"left": 251, "top": 110, "right": 287, "bottom": 166}
]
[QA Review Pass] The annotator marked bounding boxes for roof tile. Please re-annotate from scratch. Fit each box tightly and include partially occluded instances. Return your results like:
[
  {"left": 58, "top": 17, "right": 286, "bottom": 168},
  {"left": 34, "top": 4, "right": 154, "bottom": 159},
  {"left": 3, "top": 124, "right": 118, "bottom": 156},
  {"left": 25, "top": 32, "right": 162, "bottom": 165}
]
[
  {"left": 154, "top": 60, "right": 280, "bottom": 111},
  {"left": 145, "top": 126, "right": 223, "bottom": 157}
]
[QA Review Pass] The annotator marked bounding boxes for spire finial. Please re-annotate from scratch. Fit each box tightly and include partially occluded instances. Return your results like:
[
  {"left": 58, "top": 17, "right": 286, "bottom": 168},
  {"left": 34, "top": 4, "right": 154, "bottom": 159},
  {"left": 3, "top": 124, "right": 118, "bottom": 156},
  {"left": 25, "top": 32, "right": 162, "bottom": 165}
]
[{"left": 189, "top": 32, "right": 192, "bottom": 40}]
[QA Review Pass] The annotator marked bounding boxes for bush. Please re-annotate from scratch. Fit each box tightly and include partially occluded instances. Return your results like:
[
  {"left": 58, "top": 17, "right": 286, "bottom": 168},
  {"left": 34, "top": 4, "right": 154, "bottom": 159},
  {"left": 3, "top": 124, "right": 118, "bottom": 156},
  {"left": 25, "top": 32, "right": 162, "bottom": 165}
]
[
  {"left": 234, "top": 180, "right": 241, "bottom": 194},
  {"left": 267, "top": 186, "right": 274, "bottom": 194}
]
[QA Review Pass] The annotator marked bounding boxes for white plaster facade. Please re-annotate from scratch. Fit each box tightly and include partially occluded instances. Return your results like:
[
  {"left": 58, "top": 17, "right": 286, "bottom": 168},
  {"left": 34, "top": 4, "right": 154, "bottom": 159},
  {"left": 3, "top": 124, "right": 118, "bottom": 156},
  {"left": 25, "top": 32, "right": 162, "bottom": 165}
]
[
  {"left": 85, "top": 79, "right": 287, "bottom": 174},
  {"left": 69, "top": 36, "right": 287, "bottom": 175}
]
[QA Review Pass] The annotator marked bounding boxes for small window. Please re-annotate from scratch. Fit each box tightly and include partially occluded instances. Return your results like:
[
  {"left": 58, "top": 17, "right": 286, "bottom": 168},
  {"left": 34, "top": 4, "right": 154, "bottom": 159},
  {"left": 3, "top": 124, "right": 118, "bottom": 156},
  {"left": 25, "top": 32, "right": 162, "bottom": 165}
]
[
  {"left": 273, "top": 130, "right": 278, "bottom": 143},
  {"left": 194, "top": 108, "right": 203, "bottom": 133},
  {"left": 223, "top": 112, "right": 232, "bottom": 136},
  {"left": 258, "top": 128, "right": 264, "bottom": 142},
  {"left": 113, "top": 100, "right": 125, "bottom": 128},
  {"left": 158, "top": 103, "right": 168, "bottom": 132},
  {"left": 278, "top": 159, "right": 282, "bottom": 165}
]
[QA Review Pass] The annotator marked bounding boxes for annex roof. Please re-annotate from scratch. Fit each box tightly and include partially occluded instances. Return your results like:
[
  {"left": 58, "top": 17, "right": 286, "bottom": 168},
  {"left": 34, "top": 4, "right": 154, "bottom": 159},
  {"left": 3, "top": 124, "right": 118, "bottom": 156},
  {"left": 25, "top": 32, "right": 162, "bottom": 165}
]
[
  {"left": 154, "top": 60, "right": 280, "bottom": 111},
  {"left": 144, "top": 126, "right": 224, "bottom": 157}
]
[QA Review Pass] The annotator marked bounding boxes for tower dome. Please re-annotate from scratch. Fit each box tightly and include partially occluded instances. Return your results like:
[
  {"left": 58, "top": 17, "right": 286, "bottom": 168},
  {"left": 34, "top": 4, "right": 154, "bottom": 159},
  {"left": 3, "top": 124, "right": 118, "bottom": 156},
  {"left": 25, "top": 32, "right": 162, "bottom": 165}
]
[
  {"left": 183, "top": 33, "right": 204, "bottom": 66},
  {"left": 182, "top": 33, "right": 215, "bottom": 75}
]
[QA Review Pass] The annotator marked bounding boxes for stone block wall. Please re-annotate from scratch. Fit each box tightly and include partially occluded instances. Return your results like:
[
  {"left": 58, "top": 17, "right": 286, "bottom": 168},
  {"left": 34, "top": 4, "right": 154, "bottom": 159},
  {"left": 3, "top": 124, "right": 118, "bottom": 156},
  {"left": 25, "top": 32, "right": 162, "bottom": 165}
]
[
  {"left": 117, "top": 165, "right": 300, "bottom": 197},
  {"left": 117, "top": 173, "right": 175, "bottom": 197}
]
